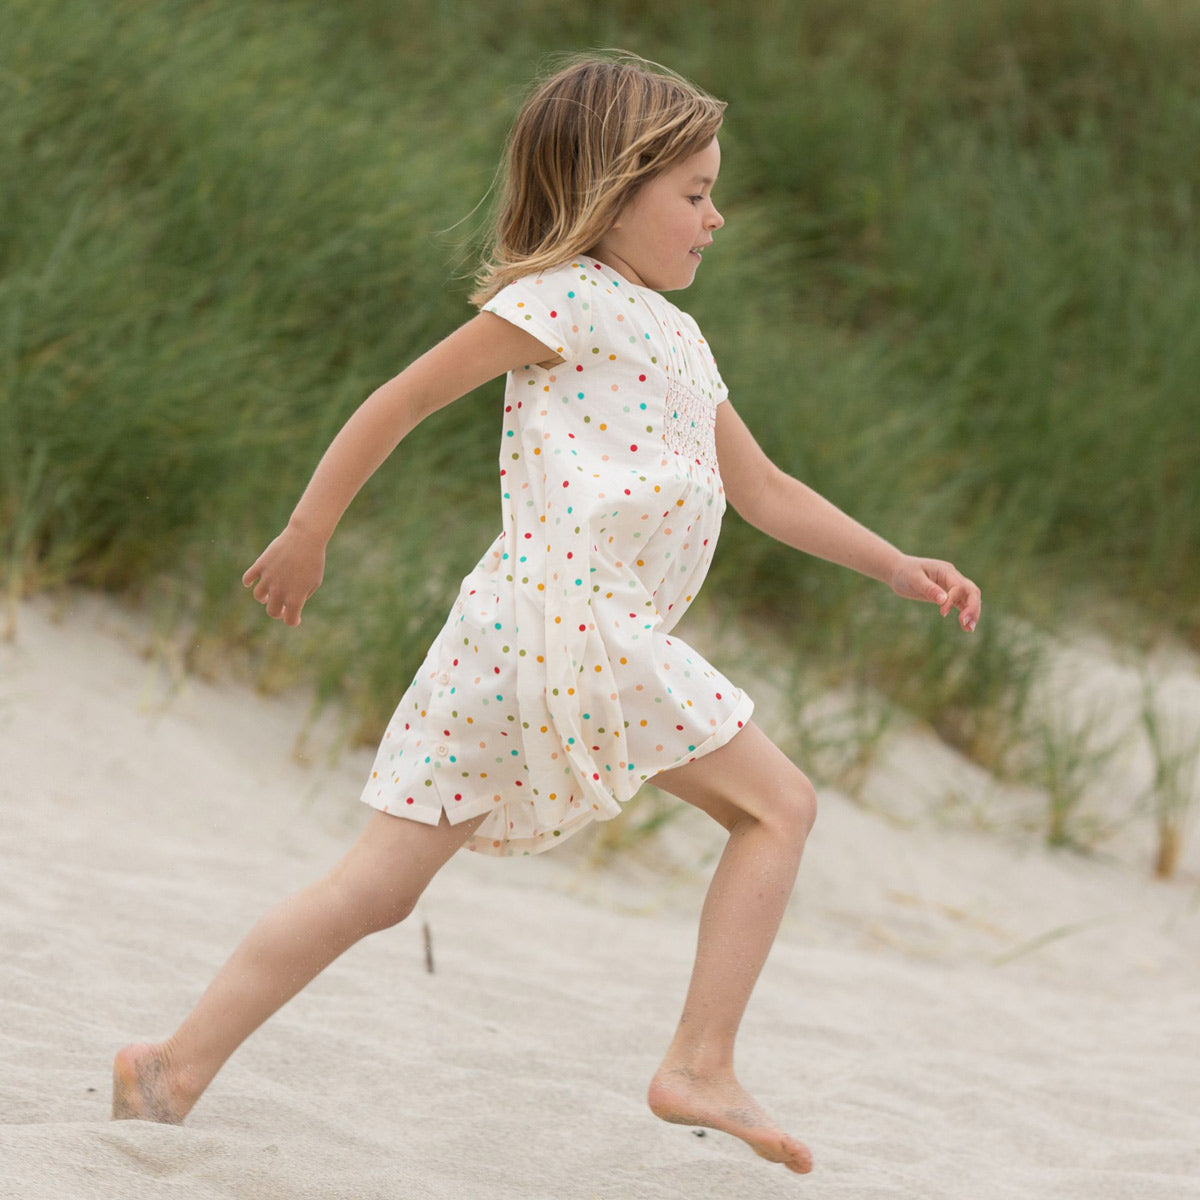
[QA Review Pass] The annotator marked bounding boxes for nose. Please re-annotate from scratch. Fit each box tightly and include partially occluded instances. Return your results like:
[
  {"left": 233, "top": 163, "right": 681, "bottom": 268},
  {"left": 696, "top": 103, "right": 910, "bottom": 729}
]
[{"left": 706, "top": 200, "right": 724, "bottom": 231}]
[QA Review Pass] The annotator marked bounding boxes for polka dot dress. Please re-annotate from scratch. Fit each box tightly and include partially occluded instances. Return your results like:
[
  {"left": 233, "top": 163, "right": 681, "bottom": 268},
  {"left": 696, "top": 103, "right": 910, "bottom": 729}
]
[{"left": 361, "top": 260, "right": 754, "bottom": 855}]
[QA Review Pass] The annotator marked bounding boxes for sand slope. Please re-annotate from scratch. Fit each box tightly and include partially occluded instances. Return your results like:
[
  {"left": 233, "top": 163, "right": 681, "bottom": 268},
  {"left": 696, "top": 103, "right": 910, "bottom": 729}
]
[{"left": 2, "top": 596, "right": 1198, "bottom": 1200}]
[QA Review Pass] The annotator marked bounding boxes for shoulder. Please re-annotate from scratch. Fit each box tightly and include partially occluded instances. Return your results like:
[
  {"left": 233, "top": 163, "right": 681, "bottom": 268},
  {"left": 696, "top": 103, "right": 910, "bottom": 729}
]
[
  {"left": 651, "top": 295, "right": 727, "bottom": 400},
  {"left": 481, "top": 261, "right": 599, "bottom": 367},
  {"left": 650, "top": 289, "right": 703, "bottom": 333},
  {"left": 486, "top": 260, "right": 586, "bottom": 305},
  {"left": 484, "top": 260, "right": 647, "bottom": 365},
  {"left": 491, "top": 259, "right": 645, "bottom": 310},
  {"left": 483, "top": 261, "right": 591, "bottom": 328}
]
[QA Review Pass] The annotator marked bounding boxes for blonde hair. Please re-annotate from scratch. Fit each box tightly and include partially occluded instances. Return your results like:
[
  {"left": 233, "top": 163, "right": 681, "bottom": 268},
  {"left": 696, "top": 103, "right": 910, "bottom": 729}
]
[{"left": 470, "top": 53, "right": 726, "bottom": 306}]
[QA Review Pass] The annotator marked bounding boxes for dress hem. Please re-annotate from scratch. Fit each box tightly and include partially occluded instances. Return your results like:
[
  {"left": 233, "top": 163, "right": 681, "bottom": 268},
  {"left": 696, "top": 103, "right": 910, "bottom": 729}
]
[
  {"left": 361, "top": 789, "right": 500, "bottom": 828},
  {"left": 358, "top": 691, "right": 756, "bottom": 857},
  {"left": 646, "top": 690, "right": 757, "bottom": 787}
]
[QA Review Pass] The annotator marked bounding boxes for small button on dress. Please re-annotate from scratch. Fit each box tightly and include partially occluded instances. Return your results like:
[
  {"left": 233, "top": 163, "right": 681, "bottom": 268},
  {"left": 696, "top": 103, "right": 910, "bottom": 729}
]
[{"left": 361, "top": 260, "right": 753, "bottom": 855}]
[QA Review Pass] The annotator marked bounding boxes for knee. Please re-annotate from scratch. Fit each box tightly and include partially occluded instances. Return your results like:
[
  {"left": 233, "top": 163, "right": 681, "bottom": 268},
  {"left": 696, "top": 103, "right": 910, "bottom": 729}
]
[
  {"left": 768, "top": 767, "right": 818, "bottom": 845},
  {"left": 327, "top": 864, "right": 419, "bottom": 936},
  {"left": 360, "top": 890, "right": 418, "bottom": 936}
]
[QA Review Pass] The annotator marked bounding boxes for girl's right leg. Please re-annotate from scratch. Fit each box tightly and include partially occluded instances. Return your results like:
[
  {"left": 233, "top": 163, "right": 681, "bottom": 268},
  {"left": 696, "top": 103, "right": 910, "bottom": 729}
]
[
  {"left": 112, "top": 808, "right": 486, "bottom": 1123},
  {"left": 647, "top": 721, "right": 817, "bottom": 1173}
]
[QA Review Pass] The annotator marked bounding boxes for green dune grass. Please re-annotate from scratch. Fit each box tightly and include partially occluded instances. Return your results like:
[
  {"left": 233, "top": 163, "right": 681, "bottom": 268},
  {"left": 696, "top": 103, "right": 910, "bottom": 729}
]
[{"left": 3, "top": 0, "right": 1198, "bottom": 761}]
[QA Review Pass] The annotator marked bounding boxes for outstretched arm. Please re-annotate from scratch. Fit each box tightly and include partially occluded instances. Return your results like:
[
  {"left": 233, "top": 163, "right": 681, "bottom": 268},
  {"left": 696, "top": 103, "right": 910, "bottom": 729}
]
[
  {"left": 242, "top": 313, "right": 554, "bottom": 626},
  {"left": 714, "top": 400, "right": 981, "bottom": 632}
]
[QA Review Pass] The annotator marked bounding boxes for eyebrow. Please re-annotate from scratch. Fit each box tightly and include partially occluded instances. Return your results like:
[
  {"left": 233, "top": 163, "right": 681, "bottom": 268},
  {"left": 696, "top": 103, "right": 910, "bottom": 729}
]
[{"left": 689, "top": 175, "right": 716, "bottom": 186}]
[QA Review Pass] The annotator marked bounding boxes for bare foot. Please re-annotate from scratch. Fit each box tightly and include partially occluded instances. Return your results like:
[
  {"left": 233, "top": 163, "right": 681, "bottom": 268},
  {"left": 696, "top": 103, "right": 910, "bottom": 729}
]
[
  {"left": 112, "top": 1043, "right": 191, "bottom": 1124},
  {"left": 648, "top": 1065, "right": 813, "bottom": 1174}
]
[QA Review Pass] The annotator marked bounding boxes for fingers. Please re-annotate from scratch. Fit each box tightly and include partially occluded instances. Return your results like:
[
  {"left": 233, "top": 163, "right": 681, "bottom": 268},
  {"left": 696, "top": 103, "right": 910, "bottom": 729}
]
[
  {"left": 956, "top": 582, "right": 981, "bottom": 633},
  {"left": 908, "top": 565, "right": 952, "bottom": 611},
  {"left": 912, "top": 559, "right": 981, "bottom": 633},
  {"left": 258, "top": 582, "right": 304, "bottom": 626},
  {"left": 923, "top": 578, "right": 950, "bottom": 609},
  {"left": 240, "top": 526, "right": 328, "bottom": 628},
  {"left": 941, "top": 575, "right": 980, "bottom": 633},
  {"left": 259, "top": 591, "right": 304, "bottom": 626},
  {"left": 241, "top": 560, "right": 306, "bottom": 627}
]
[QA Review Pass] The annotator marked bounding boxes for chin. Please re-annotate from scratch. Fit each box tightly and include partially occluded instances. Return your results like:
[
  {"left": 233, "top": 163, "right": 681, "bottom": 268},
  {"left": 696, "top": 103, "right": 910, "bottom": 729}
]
[{"left": 659, "top": 271, "right": 698, "bottom": 293}]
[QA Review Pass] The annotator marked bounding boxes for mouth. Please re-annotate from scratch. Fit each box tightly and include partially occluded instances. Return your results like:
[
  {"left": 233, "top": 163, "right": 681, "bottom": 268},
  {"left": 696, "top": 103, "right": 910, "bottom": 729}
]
[{"left": 690, "top": 242, "right": 712, "bottom": 261}]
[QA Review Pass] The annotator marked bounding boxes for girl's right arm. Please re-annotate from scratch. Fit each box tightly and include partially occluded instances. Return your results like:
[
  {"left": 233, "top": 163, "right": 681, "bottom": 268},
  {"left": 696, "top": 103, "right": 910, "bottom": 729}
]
[{"left": 241, "top": 313, "right": 553, "bottom": 626}]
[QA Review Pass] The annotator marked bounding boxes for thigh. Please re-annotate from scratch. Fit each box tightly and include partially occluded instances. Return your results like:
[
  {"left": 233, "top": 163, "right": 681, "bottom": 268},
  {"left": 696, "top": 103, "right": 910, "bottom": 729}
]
[
  {"left": 331, "top": 810, "right": 487, "bottom": 902},
  {"left": 653, "top": 721, "right": 816, "bottom": 835}
]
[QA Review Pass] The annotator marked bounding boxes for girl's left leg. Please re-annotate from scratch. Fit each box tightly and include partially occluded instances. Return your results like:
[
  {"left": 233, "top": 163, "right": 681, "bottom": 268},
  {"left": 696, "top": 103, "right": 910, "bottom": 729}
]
[
  {"left": 112, "top": 808, "right": 486, "bottom": 1123},
  {"left": 647, "top": 721, "right": 817, "bottom": 1174}
]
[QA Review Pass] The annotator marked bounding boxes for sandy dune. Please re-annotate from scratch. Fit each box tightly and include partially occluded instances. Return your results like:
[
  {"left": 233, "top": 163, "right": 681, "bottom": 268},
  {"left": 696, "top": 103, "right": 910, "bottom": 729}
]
[{"left": 2, "top": 595, "right": 1197, "bottom": 1199}]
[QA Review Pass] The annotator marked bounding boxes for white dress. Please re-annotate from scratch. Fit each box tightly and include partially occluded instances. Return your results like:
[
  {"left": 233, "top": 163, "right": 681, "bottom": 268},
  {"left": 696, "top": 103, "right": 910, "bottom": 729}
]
[{"left": 361, "top": 259, "right": 754, "bottom": 855}]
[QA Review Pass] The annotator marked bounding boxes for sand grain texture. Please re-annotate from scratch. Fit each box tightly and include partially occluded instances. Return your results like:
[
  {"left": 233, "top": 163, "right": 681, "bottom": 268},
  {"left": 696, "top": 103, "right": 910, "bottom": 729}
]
[{"left": 2, "top": 596, "right": 1198, "bottom": 1199}]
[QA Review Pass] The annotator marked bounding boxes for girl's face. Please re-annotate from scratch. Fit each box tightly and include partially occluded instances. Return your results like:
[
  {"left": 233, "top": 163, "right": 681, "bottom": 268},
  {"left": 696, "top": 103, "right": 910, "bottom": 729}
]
[{"left": 589, "top": 138, "right": 724, "bottom": 292}]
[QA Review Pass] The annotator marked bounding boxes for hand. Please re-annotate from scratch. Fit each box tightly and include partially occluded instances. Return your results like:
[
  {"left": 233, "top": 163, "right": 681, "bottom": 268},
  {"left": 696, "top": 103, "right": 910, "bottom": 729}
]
[
  {"left": 889, "top": 555, "right": 981, "bottom": 633},
  {"left": 241, "top": 525, "right": 327, "bottom": 628}
]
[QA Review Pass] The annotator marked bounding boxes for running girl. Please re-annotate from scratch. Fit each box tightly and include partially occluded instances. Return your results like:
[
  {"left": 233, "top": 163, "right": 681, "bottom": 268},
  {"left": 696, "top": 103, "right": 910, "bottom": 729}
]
[{"left": 113, "top": 53, "right": 981, "bottom": 1175}]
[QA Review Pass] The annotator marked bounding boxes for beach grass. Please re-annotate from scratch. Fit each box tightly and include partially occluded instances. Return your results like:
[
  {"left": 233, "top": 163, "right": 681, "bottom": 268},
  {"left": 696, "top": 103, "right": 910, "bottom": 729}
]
[
  {"left": 3, "top": 0, "right": 1198, "bottom": 780},
  {"left": 1139, "top": 678, "right": 1200, "bottom": 878}
]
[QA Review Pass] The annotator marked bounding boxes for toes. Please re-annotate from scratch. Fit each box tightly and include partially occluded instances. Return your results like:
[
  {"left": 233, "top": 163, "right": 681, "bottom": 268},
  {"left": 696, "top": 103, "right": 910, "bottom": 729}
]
[
  {"left": 754, "top": 1133, "right": 813, "bottom": 1174},
  {"left": 785, "top": 1137, "right": 814, "bottom": 1174},
  {"left": 790, "top": 1150, "right": 814, "bottom": 1174}
]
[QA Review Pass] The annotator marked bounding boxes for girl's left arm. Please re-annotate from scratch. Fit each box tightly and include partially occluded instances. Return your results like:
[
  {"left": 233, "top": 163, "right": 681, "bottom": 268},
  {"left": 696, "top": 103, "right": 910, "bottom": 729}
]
[{"left": 715, "top": 401, "right": 981, "bottom": 633}]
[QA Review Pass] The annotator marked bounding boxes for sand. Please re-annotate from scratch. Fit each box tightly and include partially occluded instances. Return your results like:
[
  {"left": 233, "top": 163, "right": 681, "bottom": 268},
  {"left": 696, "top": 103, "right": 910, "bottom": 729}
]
[{"left": 2, "top": 593, "right": 1198, "bottom": 1200}]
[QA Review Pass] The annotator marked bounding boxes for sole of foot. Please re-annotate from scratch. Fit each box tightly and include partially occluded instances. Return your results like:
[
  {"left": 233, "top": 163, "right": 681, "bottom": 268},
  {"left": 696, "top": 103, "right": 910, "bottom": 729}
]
[{"left": 648, "top": 1070, "right": 813, "bottom": 1174}]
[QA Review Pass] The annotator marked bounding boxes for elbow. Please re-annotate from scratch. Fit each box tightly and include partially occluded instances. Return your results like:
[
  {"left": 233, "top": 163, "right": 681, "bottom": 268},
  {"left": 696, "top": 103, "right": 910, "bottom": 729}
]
[{"left": 728, "top": 462, "right": 786, "bottom": 534}]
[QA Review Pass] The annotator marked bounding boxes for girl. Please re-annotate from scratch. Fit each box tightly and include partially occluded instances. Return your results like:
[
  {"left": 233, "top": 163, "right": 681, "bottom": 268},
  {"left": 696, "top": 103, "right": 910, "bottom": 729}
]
[{"left": 113, "top": 53, "right": 980, "bottom": 1175}]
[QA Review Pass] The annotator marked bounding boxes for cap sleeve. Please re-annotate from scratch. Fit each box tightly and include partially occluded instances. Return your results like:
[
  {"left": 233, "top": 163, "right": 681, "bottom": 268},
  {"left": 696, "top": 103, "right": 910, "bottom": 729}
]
[{"left": 482, "top": 265, "right": 591, "bottom": 367}]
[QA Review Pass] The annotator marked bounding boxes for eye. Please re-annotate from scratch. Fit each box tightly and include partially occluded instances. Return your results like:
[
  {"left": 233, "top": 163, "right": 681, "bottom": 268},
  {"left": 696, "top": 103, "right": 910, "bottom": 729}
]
[{"left": 688, "top": 195, "right": 704, "bottom": 205}]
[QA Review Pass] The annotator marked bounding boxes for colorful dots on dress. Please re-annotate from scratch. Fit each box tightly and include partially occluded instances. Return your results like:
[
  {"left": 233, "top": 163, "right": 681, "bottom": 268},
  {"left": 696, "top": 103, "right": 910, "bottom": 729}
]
[{"left": 360, "top": 260, "right": 753, "bottom": 857}]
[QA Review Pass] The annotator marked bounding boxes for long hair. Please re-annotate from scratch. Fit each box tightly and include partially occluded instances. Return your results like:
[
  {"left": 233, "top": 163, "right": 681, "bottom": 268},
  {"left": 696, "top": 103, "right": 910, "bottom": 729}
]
[{"left": 470, "top": 53, "right": 726, "bottom": 306}]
